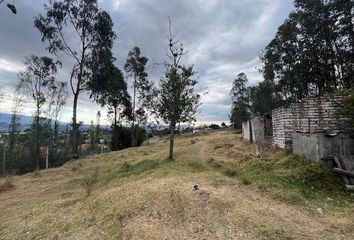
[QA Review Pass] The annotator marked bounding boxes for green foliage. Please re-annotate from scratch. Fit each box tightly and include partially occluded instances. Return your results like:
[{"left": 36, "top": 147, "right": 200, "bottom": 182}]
[
  {"left": 248, "top": 80, "right": 283, "bottom": 114},
  {"left": 124, "top": 47, "right": 150, "bottom": 109},
  {"left": 124, "top": 47, "right": 151, "bottom": 147},
  {"left": 261, "top": 0, "right": 354, "bottom": 102},
  {"left": 157, "top": 66, "right": 200, "bottom": 125},
  {"left": 153, "top": 20, "right": 200, "bottom": 159},
  {"left": 209, "top": 124, "right": 221, "bottom": 130},
  {"left": 340, "top": 88, "right": 354, "bottom": 128},
  {"left": 34, "top": 0, "right": 117, "bottom": 156},
  {"left": 230, "top": 72, "right": 250, "bottom": 128},
  {"left": 17, "top": 55, "right": 61, "bottom": 169},
  {"left": 110, "top": 126, "right": 147, "bottom": 151}
]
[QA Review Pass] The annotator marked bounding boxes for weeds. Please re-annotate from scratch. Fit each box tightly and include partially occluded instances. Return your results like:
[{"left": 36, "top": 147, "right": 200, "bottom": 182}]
[
  {"left": 81, "top": 170, "right": 98, "bottom": 197},
  {"left": 0, "top": 170, "right": 16, "bottom": 193},
  {"left": 241, "top": 178, "right": 252, "bottom": 185},
  {"left": 223, "top": 168, "right": 238, "bottom": 177}
]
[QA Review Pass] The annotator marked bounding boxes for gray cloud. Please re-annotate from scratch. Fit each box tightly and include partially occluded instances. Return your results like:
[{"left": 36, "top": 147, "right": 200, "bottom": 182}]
[{"left": 0, "top": 0, "right": 293, "bottom": 125}]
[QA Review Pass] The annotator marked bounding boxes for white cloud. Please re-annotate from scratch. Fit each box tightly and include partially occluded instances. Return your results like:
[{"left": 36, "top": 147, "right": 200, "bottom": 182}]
[
  {"left": 0, "top": 0, "right": 294, "bottom": 124},
  {"left": 0, "top": 58, "right": 24, "bottom": 73}
]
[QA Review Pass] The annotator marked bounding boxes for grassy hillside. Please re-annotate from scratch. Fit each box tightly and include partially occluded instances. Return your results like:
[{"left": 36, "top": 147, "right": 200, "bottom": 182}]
[{"left": 1, "top": 131, "right": 353, "bottom": 239}]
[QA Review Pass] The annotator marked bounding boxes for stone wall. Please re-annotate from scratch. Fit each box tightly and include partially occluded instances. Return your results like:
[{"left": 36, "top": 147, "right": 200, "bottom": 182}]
[{"left": 272, "top": 94, "right": 351, "bottom": 149}]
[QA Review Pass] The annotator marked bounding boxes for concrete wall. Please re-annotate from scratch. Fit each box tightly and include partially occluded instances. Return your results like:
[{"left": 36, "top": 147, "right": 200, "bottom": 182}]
[
  {"left": 292, "top": 133, "right": 354, "bottom": 161},
  {"left": 242, "top": 114, "right": 273, "bottom": 145},
  {"left": 242, "top": 121, "right": 251, "bottom": 142},
  {"left": 272, "top": 94, "right": 351, "bottom": 149},
  {"left": 251, "top": 116, "right": 264, "bottom": 144}
]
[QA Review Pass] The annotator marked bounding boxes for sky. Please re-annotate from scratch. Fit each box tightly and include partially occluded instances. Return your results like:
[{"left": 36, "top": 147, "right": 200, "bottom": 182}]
[{"left": 0, "top": 0, "right": 294, "bottom": 126}]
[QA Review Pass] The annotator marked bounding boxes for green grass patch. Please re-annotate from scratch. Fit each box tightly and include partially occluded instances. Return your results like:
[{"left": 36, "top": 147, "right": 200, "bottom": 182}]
[
  {"left": 102, "top": 159, "right": 208, "bottom": 185},
  {"left": 206, "top": 153, "right": 354, "bottom": 207},
  {"left": 256, "top": 225, "right": 293, "bottom": 240}
]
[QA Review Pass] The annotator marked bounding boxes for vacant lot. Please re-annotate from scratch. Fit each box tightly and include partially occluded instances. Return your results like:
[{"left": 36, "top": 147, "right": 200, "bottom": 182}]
[{"left": 1, "top": 131, "right": 353, "bottom": 240}]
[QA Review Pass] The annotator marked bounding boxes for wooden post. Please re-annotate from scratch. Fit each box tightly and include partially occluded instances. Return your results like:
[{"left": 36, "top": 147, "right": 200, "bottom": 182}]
[
  {"left": 332, "top": 168, "right": 354, "bottom": 178},
  {"left": 333, "top": 156, "right": 349, "bottom": 184}
]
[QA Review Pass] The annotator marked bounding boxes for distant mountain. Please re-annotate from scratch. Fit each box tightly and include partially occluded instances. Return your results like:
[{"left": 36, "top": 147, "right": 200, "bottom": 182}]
[
  {"left": 0, "top": 113, "right": 33, "bottom": 132},
  {"left": 0, "top": 112, "right": 112, "bottom": 133}
]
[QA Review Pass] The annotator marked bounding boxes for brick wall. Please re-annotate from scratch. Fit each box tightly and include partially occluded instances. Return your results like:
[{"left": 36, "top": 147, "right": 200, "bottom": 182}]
[{"left": 272, "top": 94, "right": 351, "bottom": 149}]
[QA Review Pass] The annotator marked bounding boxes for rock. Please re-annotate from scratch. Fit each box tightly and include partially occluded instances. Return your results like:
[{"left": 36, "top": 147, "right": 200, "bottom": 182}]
[
  {"left": 193, "top": 185, "right": 199, "bottom": 191},
  {"left": 316, "top": 207, "right": 324, "bottom": 216}
]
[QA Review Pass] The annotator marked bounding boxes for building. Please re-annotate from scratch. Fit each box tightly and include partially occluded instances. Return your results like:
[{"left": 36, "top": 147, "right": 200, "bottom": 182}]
[{"left": 242, "top": 94, "right": 354, "bottom": 161}]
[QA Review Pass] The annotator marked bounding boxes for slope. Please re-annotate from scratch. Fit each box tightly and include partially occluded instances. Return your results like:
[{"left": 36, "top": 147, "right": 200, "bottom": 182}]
[{"left": 0, "top": 131, "right": 353, "bottom": 240}]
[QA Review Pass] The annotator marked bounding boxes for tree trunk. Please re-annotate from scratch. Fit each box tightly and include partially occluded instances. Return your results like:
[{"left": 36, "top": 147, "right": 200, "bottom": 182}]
[
  {"left": 168, "top": 123, "right": 175, "bottom": 160},
  {"left": 112, "top": 107, "right": 118, "bottom": 151},
  {"left": 131, "top": 75, "right": 137, "bottom": 147},
  {"left": 72, "top": 92, "right": 79, "bottom": 158},
  {"left": 35, "top": 106, "right": 40, "bottom": 170},
  {"left": 64, "top": 124, "right": 68, "bottom": 161}
]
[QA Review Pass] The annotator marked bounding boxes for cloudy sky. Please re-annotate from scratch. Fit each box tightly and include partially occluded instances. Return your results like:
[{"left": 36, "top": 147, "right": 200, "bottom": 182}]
[{"left": 0, "top": 0, "right": 293, "bottom": 126}]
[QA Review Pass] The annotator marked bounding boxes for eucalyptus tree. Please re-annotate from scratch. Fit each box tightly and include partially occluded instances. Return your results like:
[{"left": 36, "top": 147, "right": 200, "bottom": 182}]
[
  {"left": 261, "top": 0, "right": 354, "bottom": 102},
  {"left": 50, "top": 82, "right": 68, "bottom": 143},
  {"left": 92, "top": 65, "right": 131, "bottom": 151},
  {"left": 7, "top": 85, "right": 25, "bottom": 165},
  {"left": 229, "top": 73, "right": 250, "bottom": 129},
  {"left": 124, "top": 47, "right": 149, "bottom": 147},
  {"left": 18, "top": 55, "right": 59, "bottom": 170},
  {"left": 34, "top": 0, "right": 116, "bottom": 157}
]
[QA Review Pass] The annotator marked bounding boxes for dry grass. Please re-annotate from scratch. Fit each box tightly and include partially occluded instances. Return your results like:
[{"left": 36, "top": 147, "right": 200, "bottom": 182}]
[{"left": 0, "top": 130, "right": 353, "bottom": 240}]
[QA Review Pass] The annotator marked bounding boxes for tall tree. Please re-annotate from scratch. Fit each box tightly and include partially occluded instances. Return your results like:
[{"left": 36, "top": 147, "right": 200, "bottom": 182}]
[
  {"left": 262, "top": 0, "right": 354, "bottom": 102},
  {"left": 331, "top": 0, "right": 354, "bottom": 88},
  {"left": 34, "top": 0, "right": 116, "bottom": 157},
  {"left": 89, "top": 57, "right": 132, "bottom": 151},
  {"left": 18, "top": 55, "right": 58, "bottom": 170},
  {"left": 50, "top": 82, "right": 68, "bottom": 144},
  {"left": 248, "top": 80, "right": 283, "bottom": 115},
  {"left": 104, "top": 68, "right": 131, "bottom": 151},
  {"left": 95, "top": 111, "right": 101, "bottom": 146},
  {"left": 124, "top": 47, "right": 149, "bottom": 147},
  {"left": 230, "top": 73, "right": 250, "bottom": 129},
  {"left": 7, "top": 86, "right": 24, "bottom": 164},
  {"left": 154, "top": 20, "right": 200, "bottom": 160}
]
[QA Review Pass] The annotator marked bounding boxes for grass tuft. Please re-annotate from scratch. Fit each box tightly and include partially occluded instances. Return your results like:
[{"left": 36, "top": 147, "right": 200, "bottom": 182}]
[{"left": 0, "top": 176, "right": 15, "bottom": 193}]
